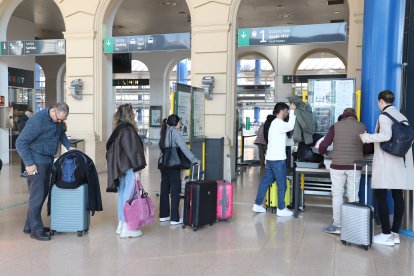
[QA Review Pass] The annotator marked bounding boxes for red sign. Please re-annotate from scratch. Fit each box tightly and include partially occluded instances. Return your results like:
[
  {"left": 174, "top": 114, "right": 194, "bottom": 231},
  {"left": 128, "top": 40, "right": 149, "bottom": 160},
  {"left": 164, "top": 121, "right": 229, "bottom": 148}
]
[{"left": 0, "top": 95, "right": 5, "bottom": 106}]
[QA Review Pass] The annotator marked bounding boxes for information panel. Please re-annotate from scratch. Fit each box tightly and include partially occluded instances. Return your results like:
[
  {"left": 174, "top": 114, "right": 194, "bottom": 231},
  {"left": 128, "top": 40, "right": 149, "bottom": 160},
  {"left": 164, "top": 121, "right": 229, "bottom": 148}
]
[
  {"left": 238, "top": 22, "right": 346, "bottom": 47},
  {"left": 175, "top": 83, "right": 192, "bottom": 143},
  {"left": 0, "top": 39, "right": 65, "bottom": 56},
  {"left": 104, "top": 33, "right": 190, "bottom": 53},
  {"left": 192, "top": 87, "right": 205, "bottom": 138},
  {"left": 307, "top": 78, "right": 355, "bottom": 134}
]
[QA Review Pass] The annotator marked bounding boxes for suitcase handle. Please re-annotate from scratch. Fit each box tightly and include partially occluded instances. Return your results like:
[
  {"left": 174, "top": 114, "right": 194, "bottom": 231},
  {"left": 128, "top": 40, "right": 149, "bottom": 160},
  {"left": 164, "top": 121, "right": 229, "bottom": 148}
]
[
  {"left": 190, "top": 163, "right": 201, "bottom": 181},
  {"left": 354, "top": 160, "right": 370, "bottom": 204}
]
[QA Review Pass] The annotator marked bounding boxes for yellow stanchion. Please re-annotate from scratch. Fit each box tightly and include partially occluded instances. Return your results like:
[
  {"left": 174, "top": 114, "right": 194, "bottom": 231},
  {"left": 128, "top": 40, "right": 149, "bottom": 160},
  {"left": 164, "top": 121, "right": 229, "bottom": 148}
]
[
  {"left": 300, "top": 173, "right": 305, "bottom": 190},
  {"left": 302, "top": 90, "right": 308, "bottom": 103},
  {"left": 170, "top": 92, "right": 175, "bottom": 115},
  {"left": 355, "top": 89, "right": 361, "bottom": 122},
  {"left": 202, "top": 141, "right": 205, "bottom": 171}
]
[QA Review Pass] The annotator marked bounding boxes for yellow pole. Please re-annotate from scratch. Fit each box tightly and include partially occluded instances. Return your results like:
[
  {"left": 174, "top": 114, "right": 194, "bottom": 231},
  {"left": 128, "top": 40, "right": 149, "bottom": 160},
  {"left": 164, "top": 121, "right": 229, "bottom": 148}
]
[
  {"left": 302, "top": 90, "right": 308, "bottom": 103},
  {"left": 170, "top": 92, "right": 175, "bottom": 115},
  {"left": 355, "top": 89, "right": 361, "bottom": 122}
]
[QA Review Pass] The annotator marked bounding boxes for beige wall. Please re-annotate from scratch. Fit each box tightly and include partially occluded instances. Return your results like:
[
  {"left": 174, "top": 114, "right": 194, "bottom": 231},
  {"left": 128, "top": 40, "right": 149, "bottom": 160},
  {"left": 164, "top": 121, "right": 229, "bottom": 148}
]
[{"left": 0, "top": 0, "right": 362, "bottom": 175}]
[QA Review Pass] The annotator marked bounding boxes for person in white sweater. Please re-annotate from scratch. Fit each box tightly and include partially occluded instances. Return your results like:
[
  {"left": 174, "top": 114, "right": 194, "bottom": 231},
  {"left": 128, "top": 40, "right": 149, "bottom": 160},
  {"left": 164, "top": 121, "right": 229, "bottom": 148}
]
[{"left": 252, "top": 102, "right": 296, "bottom": 217}]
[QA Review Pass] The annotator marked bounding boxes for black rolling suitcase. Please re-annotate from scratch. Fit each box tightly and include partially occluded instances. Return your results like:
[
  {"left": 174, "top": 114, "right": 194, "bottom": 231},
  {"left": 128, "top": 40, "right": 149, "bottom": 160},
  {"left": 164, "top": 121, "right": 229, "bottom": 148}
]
[
  {"left": 183, "top": 164, "right": 217, "bottom": 231},
  {"left": 340, "top": 160, "right": 373, "bottom": 250}
]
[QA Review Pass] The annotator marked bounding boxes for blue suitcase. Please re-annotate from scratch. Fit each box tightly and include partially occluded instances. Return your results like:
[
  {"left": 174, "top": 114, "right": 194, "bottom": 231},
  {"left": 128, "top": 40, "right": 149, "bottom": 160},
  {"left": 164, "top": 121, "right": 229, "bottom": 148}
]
[{"left": 50, "top": 184, "right": 90, "bottom": 237}]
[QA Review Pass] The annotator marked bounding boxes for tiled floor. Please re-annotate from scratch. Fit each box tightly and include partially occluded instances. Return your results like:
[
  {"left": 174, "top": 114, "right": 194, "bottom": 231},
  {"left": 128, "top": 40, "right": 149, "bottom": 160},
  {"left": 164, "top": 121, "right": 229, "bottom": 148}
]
[{"left": 1, "top": 147, "right": 413, "bottom": 276}]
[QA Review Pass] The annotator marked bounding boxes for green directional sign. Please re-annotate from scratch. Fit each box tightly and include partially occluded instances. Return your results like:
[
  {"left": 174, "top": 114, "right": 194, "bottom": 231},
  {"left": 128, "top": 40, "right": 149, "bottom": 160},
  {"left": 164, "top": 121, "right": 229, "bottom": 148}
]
[
  {"left": 237, "top": 23, "right": 347, "bottom": 47},
  {"left": 104, "top": 37, "right": 115, "bottom": 53},
  {"left": 103, "top": 33, "right": 190, "bottom": 54},
  {"left": 0, "top": 39, "right": 65, "bottom": 56},
  {"left": 238, "top": 28, "right": 250, "bottom": 46}
]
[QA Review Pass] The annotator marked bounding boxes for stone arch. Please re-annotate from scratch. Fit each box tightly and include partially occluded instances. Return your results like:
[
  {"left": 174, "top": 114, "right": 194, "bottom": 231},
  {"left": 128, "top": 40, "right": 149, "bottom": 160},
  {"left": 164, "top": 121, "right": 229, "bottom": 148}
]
[{"left": 293, "top": 48, "right": 347, "bottom": 74}]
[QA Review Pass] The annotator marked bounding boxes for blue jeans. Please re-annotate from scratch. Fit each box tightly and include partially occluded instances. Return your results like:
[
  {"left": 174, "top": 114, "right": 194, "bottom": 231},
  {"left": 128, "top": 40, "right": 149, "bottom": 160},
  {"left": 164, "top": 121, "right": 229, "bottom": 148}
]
[
  {"left": 117, "top": 169, "right": 136, "bottom": 222},
  {"left": 254, "top": 160, "right": 287, "bottom": 209}
]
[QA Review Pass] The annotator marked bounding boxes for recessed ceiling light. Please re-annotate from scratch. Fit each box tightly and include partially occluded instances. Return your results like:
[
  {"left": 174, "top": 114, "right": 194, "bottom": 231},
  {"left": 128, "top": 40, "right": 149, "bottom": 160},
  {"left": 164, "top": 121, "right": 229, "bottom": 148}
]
[
  {"left": 276, "top": 4, "right": 284, "bottom": 8},
  {"left": 34, "top": 12, "right": 39, "bottom": 15},
  {"left": 279, "top": 14, "right": 293, "bottom": 19},
  {"left": 333, "top": 11, "right": 340, "bottom": 14},
  {"left": 160, "top": 1, "right": 176, "bottom": 7},
  {"left": 178, "top": 11, "right": 186, "bottom": 14}
]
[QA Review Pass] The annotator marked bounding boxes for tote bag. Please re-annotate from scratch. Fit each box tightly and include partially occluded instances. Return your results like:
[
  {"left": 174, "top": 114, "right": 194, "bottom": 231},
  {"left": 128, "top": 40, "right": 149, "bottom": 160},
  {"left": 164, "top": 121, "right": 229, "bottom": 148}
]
[
  {"left": 161, "top": 130, "right": 191, "bottom": 169},
  {"left": 123, "top": 175, "right": 155, "bottom": 230}
]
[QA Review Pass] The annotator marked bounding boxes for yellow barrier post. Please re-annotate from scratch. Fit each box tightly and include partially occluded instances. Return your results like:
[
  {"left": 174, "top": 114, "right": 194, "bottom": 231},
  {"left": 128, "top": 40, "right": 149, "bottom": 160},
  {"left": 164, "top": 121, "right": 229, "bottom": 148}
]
[{"left": 355, "top": 89, "right": 361, "bottom": 121}]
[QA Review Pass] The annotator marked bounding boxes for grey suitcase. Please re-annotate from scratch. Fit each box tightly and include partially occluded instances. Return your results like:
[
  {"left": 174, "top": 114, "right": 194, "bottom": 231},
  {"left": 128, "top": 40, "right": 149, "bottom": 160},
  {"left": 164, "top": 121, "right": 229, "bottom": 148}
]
[
  {"left": 340, "top": 161, "right": 373, "bottom": 250},
  {"left": 50, "top": 184, "right": 90, "bottom": 237}
]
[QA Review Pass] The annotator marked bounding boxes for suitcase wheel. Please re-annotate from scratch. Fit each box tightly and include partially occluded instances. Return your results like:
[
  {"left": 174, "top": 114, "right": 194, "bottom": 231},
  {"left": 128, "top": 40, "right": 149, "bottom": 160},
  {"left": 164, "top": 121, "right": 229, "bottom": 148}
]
[
  {"left": 85, "top": 228, "right": 89, "bottom": 233},
  {"left": 77, "top": 231, "right": 84, "bottom": 237},
  {"left": 341, "top": 240, "right": 347, "bottom": 245},
  {"left": 216, "top": 218, "right": 219, "bottom": 223},
  {"left": 50, "top": 230, "right": 55, "bottom": 236},
  {"left": 363, "top": 245, "right": 369, "bottom": 251},
  {"left": 182, "top": 225, "right": 186, "bottom": 229},
  {"left": 192, "top": 226, "right": 198, "bottom": 231},
  {"left": 227, "top": 217, "right": 232, "bottom": 223}
]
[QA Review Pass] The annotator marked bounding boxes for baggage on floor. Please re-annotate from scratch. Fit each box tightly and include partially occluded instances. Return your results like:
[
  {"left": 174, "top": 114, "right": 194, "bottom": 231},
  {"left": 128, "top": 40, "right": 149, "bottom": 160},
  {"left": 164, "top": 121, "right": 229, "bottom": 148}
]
[
  {"left": 216, "top": 180, "right": 233, "bottom": 222},
  {"left": 265, "top": 178, "right": 291, "bottom": 212},
  {"left": 340, "top": 161, "right": 373, "bottom": 250},
  {"left": 50, "top": 184, "right": 90, "bottom": 237},
  {"left": 183, "top": 165, "right": 217, "bottom": 231}
]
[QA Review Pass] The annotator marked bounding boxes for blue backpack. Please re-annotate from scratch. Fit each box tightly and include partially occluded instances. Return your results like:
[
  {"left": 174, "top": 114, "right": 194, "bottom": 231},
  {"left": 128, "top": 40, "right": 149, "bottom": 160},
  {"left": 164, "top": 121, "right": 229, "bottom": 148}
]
[{"left": 56, "top": 152, "right": 87, "bottom": 188}]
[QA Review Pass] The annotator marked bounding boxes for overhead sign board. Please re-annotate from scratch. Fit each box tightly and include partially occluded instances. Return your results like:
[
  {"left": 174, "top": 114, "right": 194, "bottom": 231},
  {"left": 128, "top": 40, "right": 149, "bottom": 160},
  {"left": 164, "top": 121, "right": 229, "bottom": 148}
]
[
  {"left": 238, "top": 22, "right": 347, "bottom": 47},
  {"left": 0, "top": 39, "right": 65, "bottom": 56},
  {"left": 104, "top": 33, "right": 190, "bottom": 53},
  {"left": 283, "top": 74, "right": 347, "bottom": 83},
  {"left": 113, "top": 79, "right": 150, "bottom": 86}
]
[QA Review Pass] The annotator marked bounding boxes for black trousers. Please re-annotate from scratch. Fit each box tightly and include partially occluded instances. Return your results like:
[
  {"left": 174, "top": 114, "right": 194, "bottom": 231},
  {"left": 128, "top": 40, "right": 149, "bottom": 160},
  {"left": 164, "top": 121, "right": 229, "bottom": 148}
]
[
  {"left": 374, "top": 189, "right": 405, "bottom": 234},
  {"left": 160, "top": 168, "right": 181, "bottom": 222},
  {"left": 21, "top": 159, "right": 26, "bottom": 173},
  {"left": 24, "top": 163, "right": 52, "bottom": 232}
]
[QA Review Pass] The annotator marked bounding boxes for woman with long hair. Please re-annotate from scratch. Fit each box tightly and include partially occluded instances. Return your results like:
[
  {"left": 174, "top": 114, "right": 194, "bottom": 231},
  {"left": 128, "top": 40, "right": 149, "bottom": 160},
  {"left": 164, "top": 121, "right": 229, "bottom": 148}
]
[
  {"left": 159, "top": 114, "right": 200, "bottom": 225},
  {"left": 106, "top": 104, "right": 147, "bottom": 238}
]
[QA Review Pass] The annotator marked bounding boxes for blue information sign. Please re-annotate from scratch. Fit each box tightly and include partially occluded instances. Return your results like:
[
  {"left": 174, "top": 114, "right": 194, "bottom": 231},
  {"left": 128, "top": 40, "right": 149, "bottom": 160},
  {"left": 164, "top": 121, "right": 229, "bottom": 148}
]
[
  {"left": 238, "top": 23, "right": 347, "bottom": 47},
  {"left": 104, "top": 32, "right": 190, "bottom": 53}
]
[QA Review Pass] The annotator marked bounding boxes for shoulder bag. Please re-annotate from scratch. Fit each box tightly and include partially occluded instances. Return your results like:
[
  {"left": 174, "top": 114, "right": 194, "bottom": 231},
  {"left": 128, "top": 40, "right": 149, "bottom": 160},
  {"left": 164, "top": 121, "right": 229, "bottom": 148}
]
[{"left": 161, "top": 129, "right": 191, "bottom": 169}]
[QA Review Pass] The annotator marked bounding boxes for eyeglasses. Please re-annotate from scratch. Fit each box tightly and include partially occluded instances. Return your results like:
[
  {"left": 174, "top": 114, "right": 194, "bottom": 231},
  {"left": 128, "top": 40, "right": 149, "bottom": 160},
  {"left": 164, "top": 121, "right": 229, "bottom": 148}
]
[{"left": 54, "top": 108, "right": 67, "bottom": 122}]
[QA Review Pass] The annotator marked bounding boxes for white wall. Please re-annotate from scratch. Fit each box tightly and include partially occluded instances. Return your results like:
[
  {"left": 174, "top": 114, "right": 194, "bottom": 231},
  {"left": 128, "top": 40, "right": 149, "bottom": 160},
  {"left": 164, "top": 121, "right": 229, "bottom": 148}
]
[{"left": 0, "top": 16, "right": 35, "bottom": 164}]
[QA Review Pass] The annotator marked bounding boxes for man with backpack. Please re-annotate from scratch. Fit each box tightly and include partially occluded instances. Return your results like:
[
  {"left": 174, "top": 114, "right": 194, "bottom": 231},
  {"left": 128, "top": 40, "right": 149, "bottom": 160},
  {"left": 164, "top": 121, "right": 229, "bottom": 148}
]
[
  {"left": 360, "top": 90, "right": 414, "bottom": 246},
  {"left": 16, "top": 103, "right": 75, "bottom": 241}
]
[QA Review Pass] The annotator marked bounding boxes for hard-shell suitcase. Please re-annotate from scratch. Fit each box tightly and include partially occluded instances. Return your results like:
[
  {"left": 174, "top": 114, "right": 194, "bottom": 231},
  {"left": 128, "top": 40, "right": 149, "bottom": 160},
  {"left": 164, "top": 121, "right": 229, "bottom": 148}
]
[
  {"left": 216, "top": 180, "right": 233, "bottom": 222},
  {"left": 50, "top": 184, "right": 90, "bottom": 237},
  {"left": 183, "top": 165, "right": 217, "bottom": 231},
  {"left": 340, "top": 161, "right": 373, "bottom": 250},
  {"left": 265, "top": 178, "right": 291, "bottom": 212}
]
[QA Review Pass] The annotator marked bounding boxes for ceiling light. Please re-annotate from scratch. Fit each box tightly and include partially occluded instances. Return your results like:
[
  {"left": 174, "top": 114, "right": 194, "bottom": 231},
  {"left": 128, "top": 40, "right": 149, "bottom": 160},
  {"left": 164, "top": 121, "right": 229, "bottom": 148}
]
[
  {"left": 160, "top": 1, "right": 176, "bottom": 7},
  {"left": 279, "top": 14, "right": 293, "bottom": 19},
  {"left": 333, "top": 11, "right": 340, "bottom": 14}
]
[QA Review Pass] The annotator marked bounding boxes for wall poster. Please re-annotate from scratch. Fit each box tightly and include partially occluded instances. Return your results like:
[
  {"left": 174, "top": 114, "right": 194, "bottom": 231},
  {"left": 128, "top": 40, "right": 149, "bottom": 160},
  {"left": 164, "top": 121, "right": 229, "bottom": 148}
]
[
  {"left": 192, "top": 88, "right": 205, "bottom": 138},
  {"left": 149, "top": 106, "right": 162, "bottom": 127},
  {"left": 175, "top": 83, "right": 191, "bottom": 142}
]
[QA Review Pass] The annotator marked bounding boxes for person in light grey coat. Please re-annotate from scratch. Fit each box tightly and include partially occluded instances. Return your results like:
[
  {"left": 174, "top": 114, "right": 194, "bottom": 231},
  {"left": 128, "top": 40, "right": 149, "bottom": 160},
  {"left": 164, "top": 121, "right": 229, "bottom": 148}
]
[{"left": 360, "top": 90, "right": 414, "bottom": 247}]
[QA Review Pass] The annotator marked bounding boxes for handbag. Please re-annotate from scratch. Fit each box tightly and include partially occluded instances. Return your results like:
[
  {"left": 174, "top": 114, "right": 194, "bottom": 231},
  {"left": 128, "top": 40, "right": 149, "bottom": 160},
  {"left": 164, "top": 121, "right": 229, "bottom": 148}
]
[
  {"left": 161, "top": 130, "right": 191, "bottom": 169},
  {"left": 123, "top": 174, "right": 155, "bottom": 230}
]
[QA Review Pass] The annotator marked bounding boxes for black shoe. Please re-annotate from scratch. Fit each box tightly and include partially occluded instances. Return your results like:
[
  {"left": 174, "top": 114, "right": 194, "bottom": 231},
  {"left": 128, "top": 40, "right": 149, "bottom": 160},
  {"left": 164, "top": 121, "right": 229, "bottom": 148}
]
[
  {"left": 23, "top": 227, "right": 51, "bottom": 234},
  {"left": 30, "top": 231, "right": 51, "bottom": 241}
]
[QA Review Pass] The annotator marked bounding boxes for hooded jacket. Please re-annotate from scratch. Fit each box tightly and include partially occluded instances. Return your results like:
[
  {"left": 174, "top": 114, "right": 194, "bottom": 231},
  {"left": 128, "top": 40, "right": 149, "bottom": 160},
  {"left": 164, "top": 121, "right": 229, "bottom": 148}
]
[
  {"left": 106, "top": 123, "right": 147, "bottom": 192},
  {"left": 264, "top": 114, "right": 276, "bottom": 144},
  {"left": 288, "top": 95, "right": 315, "bottom": 145}
]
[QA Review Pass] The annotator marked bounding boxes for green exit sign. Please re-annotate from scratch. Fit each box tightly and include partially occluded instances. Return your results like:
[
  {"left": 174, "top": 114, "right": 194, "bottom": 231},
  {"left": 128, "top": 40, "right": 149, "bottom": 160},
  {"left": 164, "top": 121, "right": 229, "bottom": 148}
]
[{"left": 238, "top": 29, "right": 250, "bottom": 46}]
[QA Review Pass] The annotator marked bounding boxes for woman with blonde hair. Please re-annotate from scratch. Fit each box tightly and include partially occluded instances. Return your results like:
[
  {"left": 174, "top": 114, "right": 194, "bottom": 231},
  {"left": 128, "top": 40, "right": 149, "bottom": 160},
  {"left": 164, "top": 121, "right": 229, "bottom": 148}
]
[{"left": 106, "top": 103, "right": 147, "bottom": 238}]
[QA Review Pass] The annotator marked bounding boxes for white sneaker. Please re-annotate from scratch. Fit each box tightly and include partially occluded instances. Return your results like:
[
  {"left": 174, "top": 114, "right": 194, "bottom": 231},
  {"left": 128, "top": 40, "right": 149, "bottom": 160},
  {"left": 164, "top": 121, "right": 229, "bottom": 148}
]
[
  {"left": 392, "top": 232, "right": 400, "bottom": 244},
  {"left": 159, "top": 217, "right": 170, "bottom": 222},
  {"left": 252, "top": 204, "right": 267, "bottom": 213},
  {"left": 170, "top": 218, "right": 183, "bottom": 225},
  {"left": 115, "top": 221, "right": 123, "bottom": 235},
  {"left": 373, "top": 233, "right": 394, "bottom": 246},
  {"left": 120, "top": 227, "right": 143, "bottom": 239},
  {"left": 277, "top": 208, "right": 293, "bottom": 217}
]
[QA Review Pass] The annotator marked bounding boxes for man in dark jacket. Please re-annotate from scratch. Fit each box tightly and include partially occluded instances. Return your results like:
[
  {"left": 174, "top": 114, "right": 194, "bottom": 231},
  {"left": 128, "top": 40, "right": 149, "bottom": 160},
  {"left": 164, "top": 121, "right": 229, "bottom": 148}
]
[
  {"left": 318, "top": 108, "right": 368, "bottom": 235},
  {"left": 16, "top": 103, "right": 74, "bottom": 241},
  {"left": 17, "top": 110, "right": 33, "bottom": 177}
]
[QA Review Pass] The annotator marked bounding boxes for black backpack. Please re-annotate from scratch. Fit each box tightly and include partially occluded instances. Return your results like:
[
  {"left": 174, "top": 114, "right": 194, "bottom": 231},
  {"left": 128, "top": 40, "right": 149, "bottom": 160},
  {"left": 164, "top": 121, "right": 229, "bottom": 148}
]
[
  {"left": 56, "top": 151, "right": 88, "bottom": 189},
  {"left": 0, "top": 158, "right": 2, "bottom": 172},
  {"left": 380, "top": 112, "right": 414, "bottom": 159}
]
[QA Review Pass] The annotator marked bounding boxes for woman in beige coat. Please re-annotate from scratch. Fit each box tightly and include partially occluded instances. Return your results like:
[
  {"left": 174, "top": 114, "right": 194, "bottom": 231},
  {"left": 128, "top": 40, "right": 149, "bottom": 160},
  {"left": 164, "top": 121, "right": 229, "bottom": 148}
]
[{"left": 360, "top": 90, "right": 414, "bottom": 247}]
